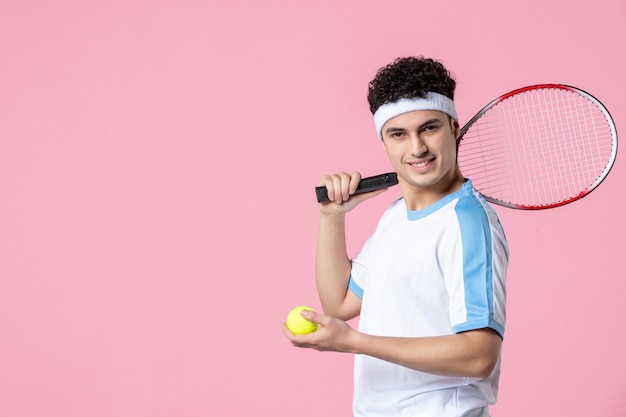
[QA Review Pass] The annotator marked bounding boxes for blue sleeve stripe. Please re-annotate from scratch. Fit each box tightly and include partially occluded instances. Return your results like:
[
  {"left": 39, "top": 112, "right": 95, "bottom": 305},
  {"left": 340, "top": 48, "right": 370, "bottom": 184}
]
[
  {"left": 455, "top": 196, "right": 497, "bottom": 332},
  {"left": 348, "top": 276, "right": 364, "bottom": 299},
  {"left": 453, "top": 319, "right": 504, "bottom": 339}
]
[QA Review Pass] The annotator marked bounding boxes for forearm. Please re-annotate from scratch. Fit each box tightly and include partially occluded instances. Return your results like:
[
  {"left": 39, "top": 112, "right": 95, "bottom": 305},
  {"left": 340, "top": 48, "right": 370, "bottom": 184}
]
[
  {"left": 315, "top": 213, "right": 353, "bottom": 318},
  {"left": 351, "top": 329, "right": 501, "bottom": 378}
]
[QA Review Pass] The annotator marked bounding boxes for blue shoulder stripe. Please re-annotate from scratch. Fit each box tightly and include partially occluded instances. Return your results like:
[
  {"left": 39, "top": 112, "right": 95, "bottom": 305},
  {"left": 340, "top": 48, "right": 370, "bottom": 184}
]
[{"left": 453, "top": 192, "right": 498, "bottom": 335}]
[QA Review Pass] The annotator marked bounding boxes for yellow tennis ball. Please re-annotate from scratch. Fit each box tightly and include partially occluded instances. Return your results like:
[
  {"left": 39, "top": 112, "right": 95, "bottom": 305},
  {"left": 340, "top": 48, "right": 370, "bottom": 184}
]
[{"left": 286, "top": 306, "right": 318, "bottom": 335}]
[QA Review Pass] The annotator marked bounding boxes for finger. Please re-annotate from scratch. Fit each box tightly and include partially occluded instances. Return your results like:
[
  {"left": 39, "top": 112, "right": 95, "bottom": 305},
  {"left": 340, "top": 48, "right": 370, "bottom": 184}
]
[
  {"left": 282, "top": 322, "right": 318, "bottom": 349},
  {"left": 319, "top": 172, "right": 367, "bottom": 205},
  {"left": 319, "top": 173, "right": 346, "bottom": 202},
  {"left": 318, "top": 175, "right": 336, "bottom": 202},
  {"left": 334, "top": 172, "right": 352, "bottom": 203},
  {"left": 348, "top": 172, "right": 362, "bottom": 196},
  {"left": 281, "top": 323, "right": 295, "bottom": 339},
  {"left": 282, "top": 323, "right": 312, "bottom": 345},
  {"left": 320, "top": 172, "right": 351, "bottom": 203},
  {"left": 334, "top": 172, "right": 360, "bottom": 203},
  {"left": 355, "top": 187, "right": 388, "bottom": 202}
]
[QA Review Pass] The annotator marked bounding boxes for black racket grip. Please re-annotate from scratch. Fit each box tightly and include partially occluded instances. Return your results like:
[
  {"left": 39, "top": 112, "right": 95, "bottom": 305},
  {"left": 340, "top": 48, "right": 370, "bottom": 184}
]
[{"left": 315, "top": 172, "right": 398, "bottom": 203}]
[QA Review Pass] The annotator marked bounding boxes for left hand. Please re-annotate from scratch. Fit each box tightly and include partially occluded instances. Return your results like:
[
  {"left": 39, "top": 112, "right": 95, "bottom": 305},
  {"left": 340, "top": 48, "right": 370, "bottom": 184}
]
[{"left": 281, "top": 309, "right": 359, "bottom": 353}]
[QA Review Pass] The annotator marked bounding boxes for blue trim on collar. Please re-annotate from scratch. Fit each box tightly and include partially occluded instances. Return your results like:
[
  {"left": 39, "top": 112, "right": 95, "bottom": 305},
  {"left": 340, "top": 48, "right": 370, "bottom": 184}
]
[{"left": 406, "top": 180, "right": 472, "bottom": 221}]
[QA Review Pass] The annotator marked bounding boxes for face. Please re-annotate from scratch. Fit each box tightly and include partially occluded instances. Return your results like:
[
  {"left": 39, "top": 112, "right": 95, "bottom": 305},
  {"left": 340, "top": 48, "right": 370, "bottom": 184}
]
[{"left": 381, "top": 110, "right": 462, "bottom": 200}]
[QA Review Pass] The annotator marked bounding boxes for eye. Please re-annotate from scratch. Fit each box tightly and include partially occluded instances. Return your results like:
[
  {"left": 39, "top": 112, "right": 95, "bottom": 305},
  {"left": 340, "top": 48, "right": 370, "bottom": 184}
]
[
  {"left": 386, "top": 130, "right": 406, "bottom": 139},
  {"left": 421, "top": 123, "right": 441, "bottom": 134}
]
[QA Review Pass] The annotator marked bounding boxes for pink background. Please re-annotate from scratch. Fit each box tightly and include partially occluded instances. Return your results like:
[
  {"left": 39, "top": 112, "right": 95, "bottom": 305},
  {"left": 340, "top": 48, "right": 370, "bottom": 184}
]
[{"left": 1, "top": 1, "right": 625, "bottom": 416}]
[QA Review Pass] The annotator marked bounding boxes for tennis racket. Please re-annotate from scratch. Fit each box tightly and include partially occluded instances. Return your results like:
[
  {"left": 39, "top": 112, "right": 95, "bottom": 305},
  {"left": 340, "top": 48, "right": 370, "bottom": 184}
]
[{"left": 316, "top": 84, "right": 618, "bottom": 209}]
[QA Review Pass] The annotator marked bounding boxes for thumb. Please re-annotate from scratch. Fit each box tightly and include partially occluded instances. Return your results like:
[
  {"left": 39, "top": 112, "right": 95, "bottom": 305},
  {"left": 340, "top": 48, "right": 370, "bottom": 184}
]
[
  {"left": 301, "top": 309, "right": 323, "bottom": 324},
  {"left": 345, "top": 187, "right": 388, "bottom": 207},
  {"left": 357, "top": 187, "right": 388, "bottom": 201}
]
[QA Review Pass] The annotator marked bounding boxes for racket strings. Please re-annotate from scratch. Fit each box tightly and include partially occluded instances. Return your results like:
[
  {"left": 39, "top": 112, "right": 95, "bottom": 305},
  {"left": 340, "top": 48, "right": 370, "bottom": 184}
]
[{"left": 458, "top": 87, "right": 615, "bottom": 208}]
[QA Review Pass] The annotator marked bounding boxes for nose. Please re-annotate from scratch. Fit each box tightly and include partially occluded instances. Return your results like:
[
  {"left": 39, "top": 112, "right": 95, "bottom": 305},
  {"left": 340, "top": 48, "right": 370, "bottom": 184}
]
[{"left": 409, "top": 133, "right": 427, "bottom": 156}]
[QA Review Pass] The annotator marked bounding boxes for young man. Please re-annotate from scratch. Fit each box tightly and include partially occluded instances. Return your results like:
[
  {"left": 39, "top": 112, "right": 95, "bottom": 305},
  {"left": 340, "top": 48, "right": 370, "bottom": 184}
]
[{"left": 283, "top": 57, "right": 508, "bottom": 417}]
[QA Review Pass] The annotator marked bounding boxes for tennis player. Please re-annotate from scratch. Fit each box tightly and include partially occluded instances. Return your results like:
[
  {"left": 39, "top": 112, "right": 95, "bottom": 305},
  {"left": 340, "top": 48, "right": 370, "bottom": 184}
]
[{"left": 283, "top": 56, "right": 509, "bottom": 417}]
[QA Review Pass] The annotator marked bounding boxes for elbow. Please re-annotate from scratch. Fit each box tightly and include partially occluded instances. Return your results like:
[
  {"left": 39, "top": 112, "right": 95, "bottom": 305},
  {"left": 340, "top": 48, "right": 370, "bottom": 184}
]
[
  {"left": 467, "top": 344, "right": 501, "bottom": 378},
  {"left": 321, "top": 306, "right": 357, "bottom": 321},
  {"left": 462, "top": 328, "right": 502, "bottom": 378},
  {"left": 472, "top": 356, "right": 499, "bottom": 379},
  {"left": 320, "top": 291, "right": 361, "bottom": 321}
]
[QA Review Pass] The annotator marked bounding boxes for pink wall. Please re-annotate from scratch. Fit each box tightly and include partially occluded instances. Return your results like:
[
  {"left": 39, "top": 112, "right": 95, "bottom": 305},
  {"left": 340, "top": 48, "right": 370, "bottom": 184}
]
[{"left": 1, "top": 1, "right": 624, "bottom": 416}]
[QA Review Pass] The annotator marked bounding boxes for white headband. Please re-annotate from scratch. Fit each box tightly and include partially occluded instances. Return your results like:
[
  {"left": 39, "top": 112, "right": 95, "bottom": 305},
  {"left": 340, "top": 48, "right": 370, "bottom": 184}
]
[{"left": 373, "top": 92, "right": 458, "bottom": 140}]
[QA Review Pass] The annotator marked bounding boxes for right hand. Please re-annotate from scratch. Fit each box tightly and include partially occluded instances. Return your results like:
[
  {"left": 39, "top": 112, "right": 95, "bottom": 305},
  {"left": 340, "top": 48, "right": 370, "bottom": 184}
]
[{"left": 318, "top": 171, "right": 386, "bottom": 214}]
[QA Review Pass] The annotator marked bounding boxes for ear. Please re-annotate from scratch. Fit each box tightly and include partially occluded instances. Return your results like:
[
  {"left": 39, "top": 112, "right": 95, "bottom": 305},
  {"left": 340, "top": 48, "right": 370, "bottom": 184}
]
[
  {"left": 451, "top": 119, "right": 462, "bottom": 149},
  {"left": 451, "top": 119, "right": 460, "bottom": 138}
]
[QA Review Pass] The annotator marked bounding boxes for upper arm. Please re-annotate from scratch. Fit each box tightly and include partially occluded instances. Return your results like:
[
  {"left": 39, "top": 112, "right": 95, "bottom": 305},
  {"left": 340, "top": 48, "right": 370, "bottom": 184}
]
[{"left": 326, "top": 287, "right": 361, "bottom": 321}]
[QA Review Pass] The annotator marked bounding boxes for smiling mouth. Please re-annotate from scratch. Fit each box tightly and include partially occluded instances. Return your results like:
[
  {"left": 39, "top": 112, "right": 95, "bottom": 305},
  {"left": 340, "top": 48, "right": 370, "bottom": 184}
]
[{"left": 409, "top": 159, "right": 433, "bottom": 168}]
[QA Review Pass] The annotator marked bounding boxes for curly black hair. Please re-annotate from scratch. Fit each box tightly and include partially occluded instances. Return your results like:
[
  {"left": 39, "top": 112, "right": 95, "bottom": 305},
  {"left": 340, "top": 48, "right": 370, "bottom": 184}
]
[{"left": 367, "top": 56, "right": 456, "bottom": 114}]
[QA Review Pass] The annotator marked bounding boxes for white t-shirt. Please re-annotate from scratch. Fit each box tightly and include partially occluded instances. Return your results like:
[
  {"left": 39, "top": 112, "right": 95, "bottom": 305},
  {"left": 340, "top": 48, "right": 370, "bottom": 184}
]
[{"left": 348, "top": 180, "right": 508, "bottom": 417}]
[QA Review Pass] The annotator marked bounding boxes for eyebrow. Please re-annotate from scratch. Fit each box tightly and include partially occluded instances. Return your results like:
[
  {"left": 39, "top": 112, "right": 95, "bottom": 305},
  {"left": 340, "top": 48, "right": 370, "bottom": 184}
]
[{"left": 384, "top": 118, "right": 443, "bottom": 135}]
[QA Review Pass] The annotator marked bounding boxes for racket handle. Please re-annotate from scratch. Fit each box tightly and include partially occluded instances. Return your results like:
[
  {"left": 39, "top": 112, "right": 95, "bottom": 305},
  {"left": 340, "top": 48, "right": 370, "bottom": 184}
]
[{"left": 315, "top": 172, "right": 398, "bottom": 203}]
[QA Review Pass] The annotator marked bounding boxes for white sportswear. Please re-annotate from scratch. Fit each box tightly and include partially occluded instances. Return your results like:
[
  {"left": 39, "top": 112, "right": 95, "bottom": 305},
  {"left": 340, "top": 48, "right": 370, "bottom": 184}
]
[{"left": 348, "top": 180, "right": 508, "bottom": 417}]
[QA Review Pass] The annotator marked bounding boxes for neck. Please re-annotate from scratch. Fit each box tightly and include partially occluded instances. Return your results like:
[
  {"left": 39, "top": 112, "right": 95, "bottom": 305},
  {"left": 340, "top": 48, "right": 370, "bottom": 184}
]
[{"left": 400, "top": 167, "right": 465, "bottom": 211}]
